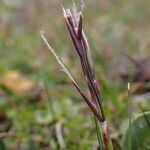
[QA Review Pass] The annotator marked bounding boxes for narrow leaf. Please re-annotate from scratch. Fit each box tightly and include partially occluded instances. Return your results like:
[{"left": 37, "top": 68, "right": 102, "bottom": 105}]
[
  {"left": 122, "top": 111, "right": 150, "bottom": 150},
  {"left": 41, "top": 32, "right": 102, "bottom": 122}
]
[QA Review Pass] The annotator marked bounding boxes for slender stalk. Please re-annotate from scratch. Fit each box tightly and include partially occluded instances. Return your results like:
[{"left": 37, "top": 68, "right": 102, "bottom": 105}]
[
  {"left": 101, "top": 121, "right": 113, "bottom": 150},
  {"left": 62, "top": 4, "right": 112, "bottom": 149},
  {"left": 94, "top": 117, "right": 104, "bottom": 150},
  {"left": 41, "top": 2, "right": 113, "bottom": 149},
  {"left": 128, "top": 83, "right": 132, "bottom": 150},
  {"left": 41, "top": 32, "right": 102, "bottom": 122}
]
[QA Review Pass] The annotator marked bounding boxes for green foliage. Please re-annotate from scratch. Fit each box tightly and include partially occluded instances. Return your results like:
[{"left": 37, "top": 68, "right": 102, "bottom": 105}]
[
  {"left": 122, "top": 111, "right": 150, "bottom": 150},
  {"left": 0, "top": 140, "right": 6, "bottom": 150}
]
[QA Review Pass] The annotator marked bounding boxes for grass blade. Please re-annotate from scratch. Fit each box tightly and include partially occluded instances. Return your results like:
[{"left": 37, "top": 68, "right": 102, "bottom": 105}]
[
  {"left": 94, "top": 117, "right": 104, "bottom": 150},
  {"left": 128, "top": 83, "right": 132, "bottom": 150}
]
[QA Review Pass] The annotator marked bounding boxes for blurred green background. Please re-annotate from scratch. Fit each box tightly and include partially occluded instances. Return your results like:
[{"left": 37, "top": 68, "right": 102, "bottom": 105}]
[{"left": 0, "top": 0, "right": 150, "bottom": 149}]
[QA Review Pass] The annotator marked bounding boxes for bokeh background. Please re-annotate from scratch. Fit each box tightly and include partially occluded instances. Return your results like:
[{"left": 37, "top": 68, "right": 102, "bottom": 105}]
[{"left": 0, "top": 0, "right": 150, "bottom": 149}]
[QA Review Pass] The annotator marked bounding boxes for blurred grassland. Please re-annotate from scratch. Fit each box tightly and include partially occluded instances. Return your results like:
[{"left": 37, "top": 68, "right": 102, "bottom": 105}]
[{"left": 0, "top": 0, "right": 150, "bottom": 149}]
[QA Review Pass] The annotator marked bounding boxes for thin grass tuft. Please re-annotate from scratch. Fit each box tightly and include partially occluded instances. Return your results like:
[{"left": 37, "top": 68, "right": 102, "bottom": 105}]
[{"left": 41, "top": 2, "right": 113, "bottom": 149}]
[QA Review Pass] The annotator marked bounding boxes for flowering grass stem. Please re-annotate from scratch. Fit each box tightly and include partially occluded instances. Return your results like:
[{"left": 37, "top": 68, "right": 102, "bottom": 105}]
[{"left": 41, "top": 3, "right": 113, "bottom": 149}]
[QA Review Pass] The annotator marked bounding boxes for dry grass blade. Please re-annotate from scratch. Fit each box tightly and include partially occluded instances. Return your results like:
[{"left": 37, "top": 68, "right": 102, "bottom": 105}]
[
  {"left": 41, "top": 31, "right": 102, "bottom": 122},
  {"left": 62, "top": 4, "right": 113, "bottom": 149},
  {"left": 62, "top": 5, "right": 106, "bottom": 122},
  {"left": 55, "top": 121, "right": 65, "bottom": 149}
]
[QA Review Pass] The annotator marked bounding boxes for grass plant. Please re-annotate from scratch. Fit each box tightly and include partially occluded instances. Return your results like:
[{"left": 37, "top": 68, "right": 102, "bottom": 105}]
[{"left": 41, "top": 3, "right": 113, "bottom": 150}]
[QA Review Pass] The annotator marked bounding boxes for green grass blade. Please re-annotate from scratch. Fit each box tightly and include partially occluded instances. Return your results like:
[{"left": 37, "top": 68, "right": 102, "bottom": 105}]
[
  {"left": 94, "top": 117, "right": 104, "bottom": 150},
  {"left": 122, "top": 111, "right": 150, "bottom": 150},
  {"left": 128, "top": 83, "right": 132, "bottom": 150},
  {"left": 0, "top": 140, "right": 6, "bottom": 150}
]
